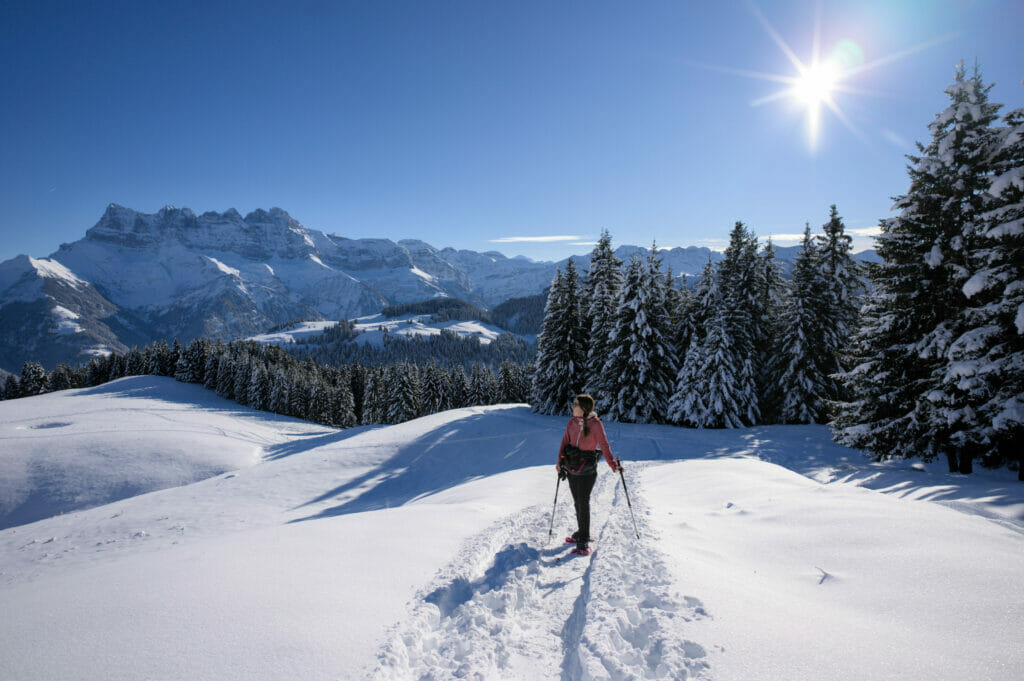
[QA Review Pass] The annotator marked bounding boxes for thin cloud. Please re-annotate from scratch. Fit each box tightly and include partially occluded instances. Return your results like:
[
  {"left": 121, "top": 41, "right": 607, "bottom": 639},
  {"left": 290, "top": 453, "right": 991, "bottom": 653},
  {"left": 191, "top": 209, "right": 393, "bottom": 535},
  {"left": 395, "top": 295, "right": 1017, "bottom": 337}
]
[
  {"left": 849, "top": 225, "right": 882, "bottom": 237},
  {"left": 764, "top": 232, "right": 814, "bottom": 243},
  {"left": 490, "top": 235, "right": 582, "bottom": 243}
]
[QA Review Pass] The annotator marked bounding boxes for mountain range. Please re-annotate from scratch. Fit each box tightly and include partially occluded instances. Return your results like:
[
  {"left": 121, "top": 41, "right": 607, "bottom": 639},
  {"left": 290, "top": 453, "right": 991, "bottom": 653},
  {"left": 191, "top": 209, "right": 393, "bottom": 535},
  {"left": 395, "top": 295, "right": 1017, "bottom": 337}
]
[{"left": 0, "top": 204, "right": 875, "bottom": 373}]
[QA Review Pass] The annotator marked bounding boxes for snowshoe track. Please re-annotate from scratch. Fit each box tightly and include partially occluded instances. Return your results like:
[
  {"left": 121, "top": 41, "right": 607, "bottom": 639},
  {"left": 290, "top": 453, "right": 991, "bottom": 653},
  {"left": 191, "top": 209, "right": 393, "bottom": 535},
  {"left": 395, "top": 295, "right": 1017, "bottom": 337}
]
[{"left": 370, "top": 463, "right": 711, "bottom": 681}]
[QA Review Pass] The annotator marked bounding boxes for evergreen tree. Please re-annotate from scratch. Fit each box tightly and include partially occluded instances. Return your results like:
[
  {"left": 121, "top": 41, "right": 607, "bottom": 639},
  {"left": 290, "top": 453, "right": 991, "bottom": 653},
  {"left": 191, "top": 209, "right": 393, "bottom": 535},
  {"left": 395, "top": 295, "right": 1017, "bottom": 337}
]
[
  {"left": 361, "top": 369, "right": 382, "bottom": 425},
  {"left": 833, "top": 63, "right": 1002, "bottom": 472},
  {"left": 532, "top": 261, "right": 587, "bottom": 414},
  {"left": 85, "top": 358, "right": 108, "bottom": 387},
  {"left": 3, "top": 375, "right": 21, "bottom": 400},
  {"left": 681, "top": 306, "right": 747, "bottom": 428},
  {"left": 816, "top": 205, "right": 865, "bottom": 404},
  {"left": 770, "top": 226, "right": 831, "bottom": 423},
  {"left": 19, "top": 361, "right": 49, "bottom": 396},
  {"left": 469, "top": 364, "right": 498, "bottom": 406},
  {"left": 332, "top": 367, "right": 357, "bottom": 428},
  {"left": 583, "top": 229, "right": 623, "bottom": 407},
  {"left": 450, "top": 366, "right": 470, "bottom": 409},
  {"left": 175, "top": 339, "right": 207, "bottom": 384},
  {"left": 124, "top": 347, "right": 146, "bottom": 376},
  {"left": 938, "top": 105, "right": 1024, "bottom": 479},
  {"left": 602, "top": 254, "right": 676, "bottom": 424},
  {"left": 755, "top": 239, "right": 788, "bottom": 422},
  {"left": 420, "top": 361, "right": 446, "bottom": 414},
  {"left": 203, "top": 351, "right": 220, "bottom": 391},
  {"left": 50, "top": 363, "right": 74, "bottom": 392},
  {"left": 498, "top": 361, "right": 529, "bottom": 403},
  {"left": 233, "top": 358, "right": 252, "bottom": 407},
  {"left": 387, "top": 363, "right": 420, "bottom": 423},
  {"left": 248, "top": 364, "right": 270, "bottom": 411},
  {"left": 214, "top": 354, "right": 235, "bottom": 399},
  {"left": 718, "top": 222, "right": 762, "bottom": 425},
  {"left": 270, "top": 368, "right": 290, "bottom": 415}
]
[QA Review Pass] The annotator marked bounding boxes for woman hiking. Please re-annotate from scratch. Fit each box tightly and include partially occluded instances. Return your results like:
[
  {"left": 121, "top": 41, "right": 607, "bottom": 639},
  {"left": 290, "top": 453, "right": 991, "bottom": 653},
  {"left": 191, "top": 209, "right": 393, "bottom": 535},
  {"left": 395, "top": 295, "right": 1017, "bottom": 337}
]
[{"left": 556, "top": 394, "right": 619, "bottom": 555}]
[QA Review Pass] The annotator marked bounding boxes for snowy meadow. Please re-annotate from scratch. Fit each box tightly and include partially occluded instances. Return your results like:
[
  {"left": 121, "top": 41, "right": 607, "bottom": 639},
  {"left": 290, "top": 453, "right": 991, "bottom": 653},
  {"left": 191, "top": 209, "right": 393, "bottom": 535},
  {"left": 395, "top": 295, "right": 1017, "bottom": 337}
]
[{"left": 1, "top": 377, "right": 1021, "bottom": 680}]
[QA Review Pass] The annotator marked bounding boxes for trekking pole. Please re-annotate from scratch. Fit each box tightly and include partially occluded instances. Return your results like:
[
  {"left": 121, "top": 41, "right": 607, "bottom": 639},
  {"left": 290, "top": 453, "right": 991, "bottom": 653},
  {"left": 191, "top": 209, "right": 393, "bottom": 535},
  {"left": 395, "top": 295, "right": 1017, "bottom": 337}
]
[
  {"left": 547, "top": 470, "right": 562, "bottom": 539},
  {"left": 616, "top": 458, "right": 640, "bottom": 539}
]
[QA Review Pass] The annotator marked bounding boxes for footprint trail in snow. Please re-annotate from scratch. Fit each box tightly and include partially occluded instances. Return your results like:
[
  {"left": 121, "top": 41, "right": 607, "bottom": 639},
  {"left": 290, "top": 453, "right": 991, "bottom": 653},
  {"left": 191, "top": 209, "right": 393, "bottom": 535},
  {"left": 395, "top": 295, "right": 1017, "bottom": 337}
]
[{"left": 371, "top": 463, "right": 711, "bottom": 681}]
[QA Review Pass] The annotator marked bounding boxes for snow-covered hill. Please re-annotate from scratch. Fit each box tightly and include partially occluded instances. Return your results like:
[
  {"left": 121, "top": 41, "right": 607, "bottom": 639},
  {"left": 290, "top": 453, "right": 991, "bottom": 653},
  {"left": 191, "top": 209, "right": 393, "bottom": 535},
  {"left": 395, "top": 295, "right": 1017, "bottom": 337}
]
[
  {"left": 246, "top": 313, "right": 519, "bottom": 347},
  {"left": 2, "top": 382, "right": 1021, "bottom": 680}
]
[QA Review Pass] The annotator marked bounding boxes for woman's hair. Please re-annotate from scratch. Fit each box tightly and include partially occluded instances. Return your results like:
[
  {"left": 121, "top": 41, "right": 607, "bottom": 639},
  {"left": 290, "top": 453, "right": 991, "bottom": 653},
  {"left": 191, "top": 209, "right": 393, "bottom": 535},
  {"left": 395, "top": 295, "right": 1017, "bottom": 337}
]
[{"left": 575, "top": 394, "right": 595, "bottom": 437}]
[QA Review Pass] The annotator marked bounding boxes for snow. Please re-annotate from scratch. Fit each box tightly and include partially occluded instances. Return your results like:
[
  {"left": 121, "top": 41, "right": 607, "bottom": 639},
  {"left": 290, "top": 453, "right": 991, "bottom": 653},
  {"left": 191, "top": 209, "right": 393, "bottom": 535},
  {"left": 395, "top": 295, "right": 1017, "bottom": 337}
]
[
  {"left": 351, "top": 313, "right": 508, "bottom": 346},
  {"left": 203, "top": 255, "right": 240, "bottom": 278},
  {"left": 924, "top": 244, "right": 943, "bottom": 267},
  {"left": 410, "top": 266, "right": 436, "bottom": 282},
  {"left": 1, "top": 378, "right": 1022, "bottom": 681},
  {"left": 962, "top": 270, "right": 990, "bottom": 298},
  {"left": 51, "top": 305, "right": 83, "bottom": 334},
  {"left": 990, "top": 165, "right": 1024, "bottom": 196},
  {"left": 246, "top": 320, "right": 338, "bottom": 344},
  {"left": 28, "top": 257, "right": 86, "bottom": 289}
]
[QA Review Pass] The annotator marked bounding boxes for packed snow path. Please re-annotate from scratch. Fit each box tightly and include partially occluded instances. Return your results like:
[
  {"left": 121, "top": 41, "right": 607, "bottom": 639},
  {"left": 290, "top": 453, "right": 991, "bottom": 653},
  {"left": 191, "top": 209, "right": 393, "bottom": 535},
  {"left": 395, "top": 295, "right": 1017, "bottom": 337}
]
[{"left": 372, "top": 464, "right": 711, "bottom": 681}]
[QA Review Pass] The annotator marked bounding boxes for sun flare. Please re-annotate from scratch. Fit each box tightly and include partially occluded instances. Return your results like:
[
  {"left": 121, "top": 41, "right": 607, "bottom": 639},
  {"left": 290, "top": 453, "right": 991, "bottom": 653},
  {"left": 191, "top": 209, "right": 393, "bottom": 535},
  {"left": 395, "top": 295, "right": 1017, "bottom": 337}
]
[
  {"left": 792, "top": 61, "right": 839, "bottom": 107},
  {"left": 689, "top": 5, "right": 955, "bottom": 152}
]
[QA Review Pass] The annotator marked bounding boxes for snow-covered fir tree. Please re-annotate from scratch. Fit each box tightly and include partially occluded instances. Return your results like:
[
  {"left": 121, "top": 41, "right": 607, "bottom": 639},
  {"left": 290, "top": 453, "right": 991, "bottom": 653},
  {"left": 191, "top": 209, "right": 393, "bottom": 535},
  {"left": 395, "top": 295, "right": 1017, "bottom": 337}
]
[
  {"left": 833, "top": 63, "right": 1002, "bottom": 472},
  {"left": 214, "top": 354, "right": 235, "bottom": 400},
  {"left": 49, "top": 363, "right": 74, "bottom": 391},
  {"left": 361, "top": 369, "right": 383, "bottom": 425},
  {"left": 769, "top": 226, "right": 831, "bottom": 423},
  {"left": 449, "top": 365, "right": 470, "bottom": 409},
  {"left": 668, "top": 258, "right": 718, "bottom": 425},
  {"left": 532, "top": 260, "right": 587, "bottom": 414},
  {"left": 498, "top": 361, "right": 529, "bottom": 403},
  {"left": 583, "top": 229, "right": 623, "bottom": 409},
  {"left": 2, "top": 374, "right": 19, "bottom": 400},
  {"left": 387, "top": 363, "right": 420, "bottom": 424},
  {"left": 934, "top": 104, "right": 1024, "bottom": 479},
  {"left": 469, "top": 364, "right": 498, "bottom": 406},
  {"left": 717, "top": 222, "right": 762, "bottom": 425},
  {"left": 19, "top": 361, "right": 49, "bottom": 396},
  {"left": 668, "top": 271, "right": 697, "bottom": 366},
  {"left": 174, "top": 339, "right": 207, "bottom": 384},
  {"left": 420, "top": 362, "right": 446, "bottom": 414},
  {"left": 755, "top": 239, "right": 788, "bottom": 422},
  {"left": 203, "top": 350, "right": 220, "bottom": 391},
  {"left": 816, "top": 205, "right": 864, "bottom": 389},
  {"left": 602, "top": 251, "right": 677, "bottom": 424}
]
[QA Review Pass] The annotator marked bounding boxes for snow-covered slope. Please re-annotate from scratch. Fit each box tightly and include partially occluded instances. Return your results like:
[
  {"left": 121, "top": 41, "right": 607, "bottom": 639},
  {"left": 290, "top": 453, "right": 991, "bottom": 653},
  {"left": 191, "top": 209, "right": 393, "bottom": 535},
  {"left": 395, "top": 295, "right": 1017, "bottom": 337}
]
[
  {"left": 247, "top": 314, "right": 515, "bottom": 347},
  {"left": 1, "top": 382, "right": 1021, "bottom": 680},
  {"left": 0, "top": 378, "right": 331, "bottom": 530}
]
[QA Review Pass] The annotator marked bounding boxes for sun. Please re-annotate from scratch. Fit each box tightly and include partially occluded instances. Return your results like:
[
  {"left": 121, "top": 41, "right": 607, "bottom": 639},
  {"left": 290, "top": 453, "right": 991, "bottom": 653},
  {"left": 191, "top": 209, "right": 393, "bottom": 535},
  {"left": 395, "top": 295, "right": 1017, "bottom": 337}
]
[
  {"left": 688, "top": 5, "right": 954, "bottom": 152},
  {"left": 792, "top": 60, "right": 839, "bottom": 108}
]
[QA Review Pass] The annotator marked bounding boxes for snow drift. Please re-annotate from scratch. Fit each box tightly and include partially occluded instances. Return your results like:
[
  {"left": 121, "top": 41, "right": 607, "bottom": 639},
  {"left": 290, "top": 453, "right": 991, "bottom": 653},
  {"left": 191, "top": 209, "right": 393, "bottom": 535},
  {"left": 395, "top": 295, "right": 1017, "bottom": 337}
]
[{"left": 1, "top": 377, "right": 1021, "bottom": 680}]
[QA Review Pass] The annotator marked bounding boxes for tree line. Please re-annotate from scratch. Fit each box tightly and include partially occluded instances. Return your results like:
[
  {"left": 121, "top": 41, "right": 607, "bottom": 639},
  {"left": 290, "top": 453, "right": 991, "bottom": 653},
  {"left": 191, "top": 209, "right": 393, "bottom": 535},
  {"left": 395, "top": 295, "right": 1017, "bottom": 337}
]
[
  {"left": 532, "top": 217, "right": 861, "bottom": 428},
  {"left": 1, "top": 338, "right": 532, "bottom": 428}
]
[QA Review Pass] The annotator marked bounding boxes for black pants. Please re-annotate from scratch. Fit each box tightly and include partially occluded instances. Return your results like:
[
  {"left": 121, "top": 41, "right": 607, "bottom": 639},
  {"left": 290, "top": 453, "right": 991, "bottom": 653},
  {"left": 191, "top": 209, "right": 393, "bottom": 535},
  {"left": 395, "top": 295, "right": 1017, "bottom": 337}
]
[{"left": 568, "top": 472, "right": 597, "bottom": 544}]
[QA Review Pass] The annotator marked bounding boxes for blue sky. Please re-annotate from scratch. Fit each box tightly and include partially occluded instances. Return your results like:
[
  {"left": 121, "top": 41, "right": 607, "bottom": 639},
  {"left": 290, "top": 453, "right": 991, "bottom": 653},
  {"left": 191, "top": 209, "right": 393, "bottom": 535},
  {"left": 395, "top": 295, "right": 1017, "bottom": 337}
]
[{"left": 1, "top": 1, "right": 1021, "bottom": 263}]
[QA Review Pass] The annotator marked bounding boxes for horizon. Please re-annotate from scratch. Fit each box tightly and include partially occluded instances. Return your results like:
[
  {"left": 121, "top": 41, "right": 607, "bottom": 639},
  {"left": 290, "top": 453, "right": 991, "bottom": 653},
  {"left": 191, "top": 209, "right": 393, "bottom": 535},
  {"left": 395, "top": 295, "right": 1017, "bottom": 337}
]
[
  {"left": 2, "top": 1, "right": 1020, "bottom": 263},
  {"left": 14, "top": 201, "right": 880, "bottom": 265}
]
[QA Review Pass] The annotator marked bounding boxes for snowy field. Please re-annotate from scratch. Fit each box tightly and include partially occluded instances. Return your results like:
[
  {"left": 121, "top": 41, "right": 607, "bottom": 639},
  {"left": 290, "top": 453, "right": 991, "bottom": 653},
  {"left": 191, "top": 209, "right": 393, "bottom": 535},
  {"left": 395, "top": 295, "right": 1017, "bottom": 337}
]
[
  {"left": 247, "top": 314, "right": 512, "bottom": 348},
  {"left": 1, "top": 377, "right": 1022, "bottom": 681}
]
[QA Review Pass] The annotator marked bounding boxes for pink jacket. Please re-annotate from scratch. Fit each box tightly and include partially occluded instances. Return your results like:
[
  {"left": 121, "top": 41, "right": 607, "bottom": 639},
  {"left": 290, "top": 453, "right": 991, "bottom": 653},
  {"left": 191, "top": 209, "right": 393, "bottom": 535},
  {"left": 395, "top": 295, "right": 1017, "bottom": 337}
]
[{"left": 558, "top": 414, "right": 616, "bottom": 471}]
